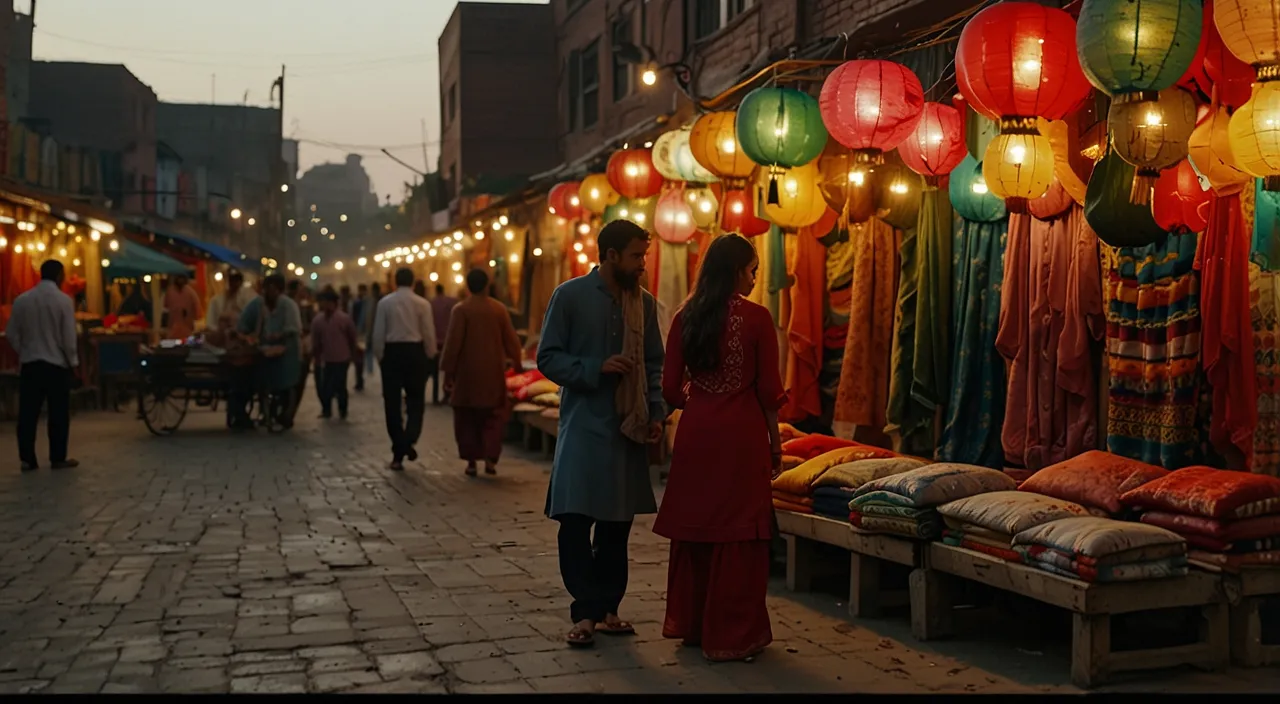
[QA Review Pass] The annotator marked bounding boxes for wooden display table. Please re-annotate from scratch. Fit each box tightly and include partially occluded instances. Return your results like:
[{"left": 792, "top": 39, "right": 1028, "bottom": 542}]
[
  {"left": 1212, "top": 566, "right": 1280, "bottom": 667},
  {"left": 922, "top": 542, "right": 1228, "bottom": 688},
  {"left": 775, "top": 510, "right": 925, "bottom": 618}
]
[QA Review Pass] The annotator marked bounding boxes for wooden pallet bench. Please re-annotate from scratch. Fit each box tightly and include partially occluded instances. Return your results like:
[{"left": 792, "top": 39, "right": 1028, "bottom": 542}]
[
  {"left": 1209, "top": 566, "right": 1280, "bottom": 667},
  {"left": 775, "top": 510, "right": 925, "bottom": 618},
  {"left": 512, "top": 409, "right": 558, "bottom": 459},
  {"left": 920, "top": 542, "right": 1228, "bottom": 688}
]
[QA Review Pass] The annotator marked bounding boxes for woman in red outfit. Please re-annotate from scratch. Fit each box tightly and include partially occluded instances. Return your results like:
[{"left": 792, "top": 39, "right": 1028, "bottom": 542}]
[{"left": 654, "top": 233, "right": 785, "bottom": 663}]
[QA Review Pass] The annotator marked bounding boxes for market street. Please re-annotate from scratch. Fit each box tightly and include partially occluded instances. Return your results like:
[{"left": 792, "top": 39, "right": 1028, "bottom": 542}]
[{"left": 0, "top": 385, "right": 1274, "bottom": 695}]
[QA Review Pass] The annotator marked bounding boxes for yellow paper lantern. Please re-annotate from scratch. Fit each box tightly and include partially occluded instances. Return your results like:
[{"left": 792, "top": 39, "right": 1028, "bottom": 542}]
[
  {"left": 1109, "top": 87, "right": 1197, "bottom": 203},
  {"left": 981, "top": 129, "right": 1056, "bottom": 212},
  {"left": 1040, "top": 118, "right": 1088, "bottom": 206},
  {"left": 1189, "top": 102, "right": 1251, "bottom": 193},
  {"left": 689, "top": 111, "right": 756, "bottom": 185},
  {"left": 1230, "top": 82, "right": 1280, "bottom": 189},
  {"left": 1215, "top": 0, "right": 1280, "bottom": 68},
  {"left": 685, "top": 186, "right": 719, "bottom": 229},
  {"left": 579, "top": 173, "right": 620, "bottom": 215},
  {"left": 760, "top": 162, "right": 827, "bottom": 229},
  {"left": 652, "top": 130, "right": 685, "bottom": 182}
]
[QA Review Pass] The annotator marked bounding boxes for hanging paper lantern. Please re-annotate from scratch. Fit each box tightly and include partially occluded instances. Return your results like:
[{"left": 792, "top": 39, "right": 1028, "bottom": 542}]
[
  {"left": 1230, "top": 83, "right": 1280, "bottom": 189},
  {"left": 816, "top": 140, "right": 876, "bottom": 222},
  {"left": 651, "top": 130, "right": 685, "bottom": 182},
  {"left": 760, "top": 162, "right": 827, "bottom": 229},
  {"left": 653, "top": 189, "right": 698, "bottom": 244},
  {"left": 579, "top": 173, "right": 619, "bottom": 215},
  {"left": 1216, "top": 0, "right": 1280, "bottom": 68},
  {"left": 606, "top": 148, "right": 664, "bottom": 199},
  {"left": 1109, "top": 87, "right": 1198, "bottom": 204},
  {"left": 873, "top": 155, "right": 924, "bottom": 231},
  {"left": 1217, "top": 1, "right": 1280, "bottom": 188},
  {"left": 819, "top": 59, "right": 925, "bottom": 167},
  {"left": 720, "top": 188, "right": 770, "bottom": 236},
  {"left": 957, "top": 2, "right": 1093, "bottom": 210},
  {"left": 965, "top": 105, "right": 1000, "bottom": 161},
  {"left": 1077, "top": 0, "right": 1202, "bottom": 102},
  {"left": 1153, "top": 158, "right": 1213, "bottom": 233},
  {"left": 1189, "top": 102, "right": 1252, "bottom": 192},
  {"left": 603, "top": 196, "right": 657, "bottom": 228},
  {"left": 1085, "top": 149, "right": 1169, "bottom": 247},
  {"left": 949, "top": 155, "right": 1007, "bottom": 222},
  {"left": 896, "top": 102, "right": 966, "bottom": 182},
  {"left": 684, "top": 186, "right": 719, "bottom": 229},
  {"left": 689, "top": 111, "right": 757, "bottom": 184},
  {"left": 736, "top": 86, "right": 828, "bottom": 169},
  {"left": 1203, "top": 0, "right": 1253, "bottom": 109},
  {"left": 547, "top": 181, "right": 583, "bottom": 219}
]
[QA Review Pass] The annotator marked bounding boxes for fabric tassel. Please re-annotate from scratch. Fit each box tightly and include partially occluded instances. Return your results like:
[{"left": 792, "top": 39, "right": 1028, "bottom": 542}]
[
  {"left": 1129, "top": 172, "right": 1156, "bottom": 206},
  {"left": 767, "top": 175, "right": 780, "bottom": 205}
]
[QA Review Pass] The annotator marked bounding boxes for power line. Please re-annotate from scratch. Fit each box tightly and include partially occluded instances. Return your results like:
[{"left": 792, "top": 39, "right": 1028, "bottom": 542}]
[{"left": 36, "top": 28, "right": 413, "bottom": 59}]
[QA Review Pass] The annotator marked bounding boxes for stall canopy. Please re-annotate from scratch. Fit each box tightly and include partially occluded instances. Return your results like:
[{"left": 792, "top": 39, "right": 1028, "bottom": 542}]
[
  {"left": 103, "top": 239, "right": 191, "bottom": 279},
  {"left": 145, "top": 228, "right": 259, "bottom": 271}
]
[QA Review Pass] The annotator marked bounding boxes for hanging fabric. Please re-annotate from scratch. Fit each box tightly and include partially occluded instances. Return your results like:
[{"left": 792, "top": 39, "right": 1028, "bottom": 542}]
[
  {"left": 833, "top": 218, "right": 898, "bottom": 440},
  {"left": 1251, "top": 264, "right": 1280, "bottom": 476},
  {"left": 938, "top": 215, "right": 1008, "bottom": 468},
  {"left": 781, "top": 225, "right": 827, "bottom": 423}
]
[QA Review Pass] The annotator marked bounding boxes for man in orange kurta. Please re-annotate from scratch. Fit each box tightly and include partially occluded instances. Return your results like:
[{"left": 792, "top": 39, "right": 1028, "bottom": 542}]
[
  {"left": 440, "top": 269, "right": 523, "bottom": 477},
  {"left": 164, "top": 274, "right": 200, "bottom": 341}
]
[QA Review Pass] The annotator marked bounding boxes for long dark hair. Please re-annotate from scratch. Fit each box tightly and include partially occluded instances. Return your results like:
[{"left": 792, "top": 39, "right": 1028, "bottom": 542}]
[{"left": 680, "top": 234, "right": 757, "bottom": 372}]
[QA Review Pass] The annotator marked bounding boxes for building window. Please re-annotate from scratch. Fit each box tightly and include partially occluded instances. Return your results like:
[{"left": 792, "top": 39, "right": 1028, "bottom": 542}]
[
  {"left": 693, "top": 0, "right": 754, "bottom": 40},
  {"left": 567, "top": 39, "right": 601, "bottom": 131},
  {"left": 612, "top": 14, "right": 634, "bottom": 102}
]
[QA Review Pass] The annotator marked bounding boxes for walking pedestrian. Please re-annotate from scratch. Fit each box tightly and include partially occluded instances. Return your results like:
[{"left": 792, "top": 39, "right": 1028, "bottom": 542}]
[
  {"left": 440, "top": 269, "right": 521, "bottom": 477},
  {"left": 238, "top": 274, "right": 302, "bottom": 429},
  {"left": 372, "top": 268, "right": 437, "bottom": 471},
  {"left": 9, "top": 259, "right": 80, "bottom": 471},
  {"left": 207, "top": 271, "right": 255, "bottom": 336},
  {"left": 311, "top": 290, "right": 359, "bottom": 420},
  {"left": 429, "top": 282, "right": 457, "bottom": 405},
  {"left": 539, "top": 220, "right": 665, "bottom": 648},
  {"left": 164, "top": 273, "right": 200, "bottom": 341},
  {"left": 363, "top": 282, "right": 383, "bottom": 386},
  {"left": 352, "top": 283, "right": 370, "bottom": 391},
  {"left": 653, "top": 234, "right": 783, "bottom": 663}
]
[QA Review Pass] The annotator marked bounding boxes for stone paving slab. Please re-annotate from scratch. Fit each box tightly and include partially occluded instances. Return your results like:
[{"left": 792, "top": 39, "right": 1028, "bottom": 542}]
[{"left": 0, "top": 381, "right": 1277, "bottom": 693}]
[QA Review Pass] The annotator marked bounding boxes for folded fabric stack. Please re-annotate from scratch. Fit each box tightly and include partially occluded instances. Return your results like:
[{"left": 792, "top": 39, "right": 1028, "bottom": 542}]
[
  {"left": 937, "top": 491, "right": 1089, "bottom": 563},
  {"left": 1017, "top": 450, "right": 1169, "bottom": 518},
  {"left": 1012, "top": 516, "right": 1188, "bottom": 583},
  {"left": 779, "top": 434, "right": 864, "bottom": 462},
  {"left": 771, "top": 445, "right": 898, "bottom": 514},
  {"left": 849, "top": 464, "right": 1017, "bottom": 540},
  {"left": 1119, "top": 467, "right": 1280, "bottom": 573},
  {"left": 809, "top": 457, "right": 929, "bottom": 520}
]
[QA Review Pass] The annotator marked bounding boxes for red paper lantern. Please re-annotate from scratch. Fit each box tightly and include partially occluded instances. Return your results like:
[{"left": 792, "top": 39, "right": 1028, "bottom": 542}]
[
  {"left": 720, "top": 188, "right": 770, "bottom": 236},
  {"left": 819, "top": 59, "right": 925, "bottom": 164},
  {"left": 654, "top": 188, "right": 698, "bottom": 244},
  {"left": 896, "top": 102, "right": 966, "bottom": 181},
  {"left": 955, "top": 3, "right": 1092, "bottom": 123},
  {"left": 607, "top": 149, "right": 664, "bottom": 199},
  {"left": 1202, "top": 0, "right": 1253, "bottom": 109},
  {"left": 547, "top": 181, "right": 582, "bottom": 219},
  {"left": 1152, "top": 158, "right": 1212, "bottom": 233}
]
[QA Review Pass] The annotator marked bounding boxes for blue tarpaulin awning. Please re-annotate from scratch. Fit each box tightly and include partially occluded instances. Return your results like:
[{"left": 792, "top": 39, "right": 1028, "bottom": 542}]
[
  {"left": 147, "top": 229, "right": 258, "bottom": 271},
  {"left": 102, "top": 239, "right": 191, "bottom": 280}
]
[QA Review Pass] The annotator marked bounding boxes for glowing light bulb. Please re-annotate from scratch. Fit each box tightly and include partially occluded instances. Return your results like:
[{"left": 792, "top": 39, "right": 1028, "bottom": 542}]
[
  {"left": 321, "top": 227, "right": 329, "bottom": 235},
  {"left": 287, "top": 219, "right": 296, "bottom": 227},
  {"left": 0, "top": 237, "right": 7, "bottom": 248},
  {"left": 90, "top": 230, "right": 101, "bottom": 242},
  {"left": 574, "top": 242, "right": 585, "bottom": 252},
  {"left": 699, "top": 200, "right": 714, "bottom": 213},
  {"left": 281, "top": 184, "right": 290, "bottom": 193},
  {"left": 35, "top": 242, "right": 45, "bottom": 252},
  {"left": 451, "top": 262, "right": 462, "bottom": 272},
  {"left": 13, "top": 244, "right": 22, "bottom": 253},
  {"left": 230, "top": 208, "right": 242, "bottom": 219},
  {"left": 101, "top": 258, "right": 109, "bottom": 267},
  {"left": 429, "top": 248, "right": 438, "bottom": 257},
  {"left": 721, "top": 138, "right": 735, "bottom": 153},
  {"left": 72, "top": 258, "right": 80, "bottom": 266},
  {"left": 382, "top": 260, "right": 391, "bottom": 268},
  {"left": 578, "top": 223, "right": 590, "bottom": 234},
  {"left": 335, "top": 261, "right": 344, "bottom": 271},
  {"left": 634, "top": 213, "right": 646, "bottom": 224},
  {"left": 504, "top": 230, "right": 515, "bottom": 242},
  {"left": 143, "top": 275, "right": 152, "bottom": 283},
  {"left": 214, "top": 272, "right": 223, "bottom": 282},
  {"left": 928, "top": 132, "right": 943, "bottom": 145},
  {"left": 405, "top": 255, "right": 415, "bottom": 264},
  {"left": 429, "top": 272, "right": 439, "bottom": 282},
  {"left": 455, "top": 232, "right": 464, "bottom": 242},
  {"left": 533, "top": 247, "right": 544, "bottom": 257},
  {"left": 731, "top": 202, "right": 744, "bottom": 214},
  {"left": 1021, "top": 59, "right": 1041, "bottom": 72},
  {"left": 492, "top": 221, "right": 501, "bottom": 231},
  {"left": 489, "top": 260, "right": 497, "bottom": 267},
  {"left": 625, "top": 164, "right": 640, "bottom": 177},
  {"left": 590, "top": 188, "right": 600, "bottom": 199},
  {"left": 357, "top": 257, "right": 368, "bottom": 267},
  {"left": 972, "top": 180, "right": 989, "bottom": 195},
  {"left": 890, "top": 182, "right": 908, "bottom": 195},
  {"left": 301, "top": 235, "right": 308, "bottom": 242},
  {"left": 295, "top": 267, "right": 305, "bottom": 276},
  {"left": 577, "top": 253, "right": 588, "bottom": 264},
  {"left": 509, "top": 253, "right": 520, "bottom": 264},
  {"left": 1145, "top": 111, "right": 1163, "bottom": 127},
  {"left": 847, "top": 170, "right": 865, "bottom": 186},
  {"left": 675, "top": 213, "right": 689, "bottom": 226},
  {"left": 108, "top": 240, "right": 119, "bottom": 251},
  {"left": 1009, "top": 144, "right": 1026, "bottom": 165},
  {"left": 642, "top": 68, "right": 657, "bottom": 86},
  {"left": 569, "top": 196, "right": 580, "bottom": 207},
  {"left": 454, "top": 274, "right": 464, "bottom": 285},
  {"left": 452, "top": 242, "right": 462, "bottom": 251},
  {"left": 58, "top": 247, "right": 67, "bottom": 257},
  {"left": 340, "top": 214, "right": 348, "bottom": 222},
  {"left": 475, "top": 232, "right": 485, "bottom": 240},
  {"left": 784, "top": 179, "right": 799, "bottom": 195},
  {"left": 247, "top": 217, "right": 256, "bottom": 226}
]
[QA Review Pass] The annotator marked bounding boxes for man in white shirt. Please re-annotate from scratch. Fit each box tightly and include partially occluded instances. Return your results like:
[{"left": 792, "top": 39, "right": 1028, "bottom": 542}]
[
  {"left": 206, "top": 270, "right": 256, "bottom": 333},
  {"left": 8, "top": 260, "right": 80, "bottom": 471},
  {"left": 372, "top": 267, "right": 437, "bottom": 471}
]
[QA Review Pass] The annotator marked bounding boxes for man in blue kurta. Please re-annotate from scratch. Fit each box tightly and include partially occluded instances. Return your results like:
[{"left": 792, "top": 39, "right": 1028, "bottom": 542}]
[{"left": 539, "top": 220, "right": 665, "bottom": 648}]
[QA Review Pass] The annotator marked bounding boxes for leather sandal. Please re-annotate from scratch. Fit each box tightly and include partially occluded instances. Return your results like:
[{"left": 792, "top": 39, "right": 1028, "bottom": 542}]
[{"left": 565, "top": 625, "right": 595, "bottom": 648}]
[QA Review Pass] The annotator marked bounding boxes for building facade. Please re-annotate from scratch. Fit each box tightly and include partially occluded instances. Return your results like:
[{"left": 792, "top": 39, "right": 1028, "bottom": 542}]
[
  {"left": 294, "top": 154, "right": 378, "bottom": 266},
  {"left": 437, "top": 1, "right": 559, "bottom": 221}
]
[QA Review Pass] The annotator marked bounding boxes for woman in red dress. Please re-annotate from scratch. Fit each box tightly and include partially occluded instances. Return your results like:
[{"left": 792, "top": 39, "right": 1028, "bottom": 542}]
[{"left": 654, "top": 233, "right": 785, "bottom": 662}]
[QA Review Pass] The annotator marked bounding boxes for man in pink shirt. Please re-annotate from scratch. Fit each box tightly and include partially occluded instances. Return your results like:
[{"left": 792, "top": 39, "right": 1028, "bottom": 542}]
[
  {"left": 165, "top": 274, "right": 200, "bottom": 341},
  {"left": 310, "top": 290, "right": 359, "bottom": 420}
]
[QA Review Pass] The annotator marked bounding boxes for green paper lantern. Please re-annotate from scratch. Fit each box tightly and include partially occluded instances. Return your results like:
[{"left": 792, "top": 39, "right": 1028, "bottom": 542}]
[
  {"left": 1076, "top": 0, "right": 1202, "bottom": 100},
  {"left": 949, "top": 154, "right": 1007, "bottom": 223},
  {"left": 1084, "top": 149, "right": 1169, "bottom": 248},
  {"left": 603, "top": 197, "right": 657, "bottom": 229},
  {"left": 735, "top": 86, "right": 828, "bottom": 169},
  {"left": 965, "top": 107, "right": 999, "bottom": 162}
]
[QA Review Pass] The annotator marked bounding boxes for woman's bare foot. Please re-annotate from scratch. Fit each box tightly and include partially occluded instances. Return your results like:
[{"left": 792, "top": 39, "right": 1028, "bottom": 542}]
[
  {"left": 565, "top": 619, "right": 595, "bottom": 647},
  {"left": 595, "top": 613, "right": 635, "bottom": 635}
]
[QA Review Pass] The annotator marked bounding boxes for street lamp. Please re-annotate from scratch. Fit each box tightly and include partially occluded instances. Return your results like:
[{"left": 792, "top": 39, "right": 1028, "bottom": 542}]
[
  {"left": 642, "top": 66, "right": 658, "bottom": 86},
  {"left": 230, "top": 208, "right": 242, "bottom": 220},
  {"left": 280, "top": 184, "right": 290, "bottom": 193},
  {"left": 247, "top": 217, "right": 256, "bottom": 226}
]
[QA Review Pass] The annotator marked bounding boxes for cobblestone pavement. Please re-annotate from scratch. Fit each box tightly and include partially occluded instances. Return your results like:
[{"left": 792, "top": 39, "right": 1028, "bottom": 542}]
[{"left": 0, "top": 380, "right": 1277, "bottom": 694}]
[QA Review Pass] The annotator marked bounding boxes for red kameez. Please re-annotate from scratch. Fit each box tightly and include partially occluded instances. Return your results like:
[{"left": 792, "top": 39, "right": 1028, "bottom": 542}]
[{"left": 654, "top": 296, "right": 785, "bottom": 661}]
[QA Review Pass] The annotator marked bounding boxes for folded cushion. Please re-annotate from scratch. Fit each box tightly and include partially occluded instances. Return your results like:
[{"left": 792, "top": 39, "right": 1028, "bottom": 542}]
[
  {"left": 782, "top": 455, "right": 805, "bottom": 472},
  {"left": 781, "top": 435, "right": 865, "bottom": 461},
  {"left": 514, "top": 379, "right": 558, "bottom": 401},
  {"left": 941, "top": 519, "right": 1014, "bottom": 545},
  {"left": 850, "top": 490, "right": 919, "bottom": 509},
  {"left": 532, "top": 392, "right": 560, "bottom": 407},
  {"left": 511, "top": 402, "right": 542, "bottom": 413},
  {"left": 1139, "top": 511, "right": 1280, "bottom": 542},
  {"left": 1013, "top": 516, "right": 1185, "bottom": 561},
  {"left": 1120, "top": 467, "right": 1280, "bottom": 520},
  {"left": 852, "top": 464, "right": 1017, "bottom": 508},
  {"left": 771, "top": 490, "right": 812, "bottom": 507},
  {"left": 942, "top": 533, "right": 1022, "bottom": 562},
  {"left": 938, "top": 491, "right": 1089, "bottom": 537},
  {"left": 1018, "top": 451, "right": 1168, "bottom": 516},
  {"left": 856, "top": 502, "right": 935, "bottom": 521},
  {"left": 1189, "top": 549, "right": 1280, "bottom": 571},
  {"left": 812, "top": 457, "right": 929, "bottom": 491},
  {"left": 1021, "top": 549, "right": 1189, "bottom": 583},
  {"left": 812, "top": 486, "right": 857, "bottom": 501},
  {"left": 850, "top": 511, "right": 940, "bottom": 539},
  {"left": 779, "top": 423, "right": 808, "bottom": 443},
  {"left": 506, "top": 369, "right": 545, "bottom": 391},
  {"left": 772, "top": 446, "right": 896, "bottom": 495},
  {"left": 773, "top": 499, "right": 813, "bottom": 514}
]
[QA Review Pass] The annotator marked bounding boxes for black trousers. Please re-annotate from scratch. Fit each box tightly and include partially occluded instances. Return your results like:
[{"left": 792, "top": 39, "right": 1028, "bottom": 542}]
[
  {"left": 320, "top": 361, "right": 350, "bottom": 417},
  {"left": 556, "top": 513, "right": 633, "bottom": 624},
  {"left": 227, "top": 364, "right": 255, "bottom": 428},
  {"left": 354, "top": 355, "right": 365, "bottom": 390},
  {"left": 381, "top": 343, "right": 428, "bottom": 459},
  {"left": 17, "top": 361, "right": 71, "bottom": 465},
  {"left": 426, "top": 356, "right": 442, "bottom": 405}
]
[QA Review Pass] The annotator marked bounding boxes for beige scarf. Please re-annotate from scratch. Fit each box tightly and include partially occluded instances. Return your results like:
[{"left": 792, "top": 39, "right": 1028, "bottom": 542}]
[{"left": 616, "top": 287, "right": 650, "bottom": 444}]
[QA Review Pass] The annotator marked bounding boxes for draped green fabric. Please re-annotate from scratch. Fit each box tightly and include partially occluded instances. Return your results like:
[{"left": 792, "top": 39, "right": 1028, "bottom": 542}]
[
  {"left": 886, "top": 220, "right": 933, "bottom": 455},
  {"left": 966, "top": 109, "right": 999, "bottom": 161},
  {"left": 1085, "top": 150, "right": 1168, "bottom": 248},
  {"left": 1254, "top": 178, "right": 1280, "bottom": 271},
  {"left": 912, "top": 186, "right": 953, "bottom": 414}
]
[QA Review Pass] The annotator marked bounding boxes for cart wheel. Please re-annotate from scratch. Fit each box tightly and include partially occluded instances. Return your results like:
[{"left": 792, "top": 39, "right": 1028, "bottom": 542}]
[{"left": 139, "top": 386, "right": 189, "bottom": 436}]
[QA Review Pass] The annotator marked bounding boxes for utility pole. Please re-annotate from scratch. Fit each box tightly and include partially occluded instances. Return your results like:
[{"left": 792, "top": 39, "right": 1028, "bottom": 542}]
[{"left": 271, "top": 65, "right": 287, "bottom": 270}]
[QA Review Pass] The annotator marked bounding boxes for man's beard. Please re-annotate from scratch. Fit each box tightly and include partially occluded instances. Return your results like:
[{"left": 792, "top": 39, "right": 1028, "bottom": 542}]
[{"left": 614, "top": 268, "right": 642, "bottom": 290}]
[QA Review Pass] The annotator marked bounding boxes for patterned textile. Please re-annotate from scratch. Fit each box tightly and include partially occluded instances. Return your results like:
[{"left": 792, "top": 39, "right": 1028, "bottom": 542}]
[
  {"left": 1018, "top": 450, "right": 1169, "bottom": 515},
  {"left": 833, "top": 218, "right": 898, "bottom": 438},
  {"left": 1119, "top": 466, "right": 1280, "bottom": 519},
  {"left": 772, "top": 446, "right": 896, "bottom": 495},
  {"left": 780, "top": 435, "right": 861, "bottom": 461},
  {"left": 937, "top": 491, "right": 1088, "bottom": 537},
  {"left": 1252, "top": 266, "right": 1280, "bottom": 475},
  {"left": 1019, "top": 546, "right": 1189, "bottom": 582},
  {"left": 853, "top": 500, "right": 936, "bottom": 521},
  {"left": 942, "top": 533, "right": 1023, "bottom": 562},
  {"left": 1138, "top": 510, "right": 1280, "bottom": 542},
  {"left": 852, "top": 464, "right": 1017, "bottom": 508},
  {"left": 886, "top": 218, "right": 932, "bottom": 455},
  {"left": 1102, "top": 232, "right": 1206, "bottom": 469},
  {"left": 1012, "top": 516, "right": 1186, "bottom": 562},
  {"left": 938, "top": 217, "right": 1008, "bottom": 468},
  {"left": 811, "top": 457, "right": 929, "bottom": 491},
  {"left": 849, "top": 510, "right": 940, "bottom": 539},
  {"left": 1188, "top": 549, "right": 1280, "bottom": 572}
]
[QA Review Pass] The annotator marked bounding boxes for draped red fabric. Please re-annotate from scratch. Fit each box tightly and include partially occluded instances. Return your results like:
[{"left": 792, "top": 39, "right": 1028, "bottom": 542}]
[
  {"left": 1197, "top": 190, "right": 1258, "bottom": 466},
  {"left": 780, "top": 225, "right": 825, "bottom": 423}
]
